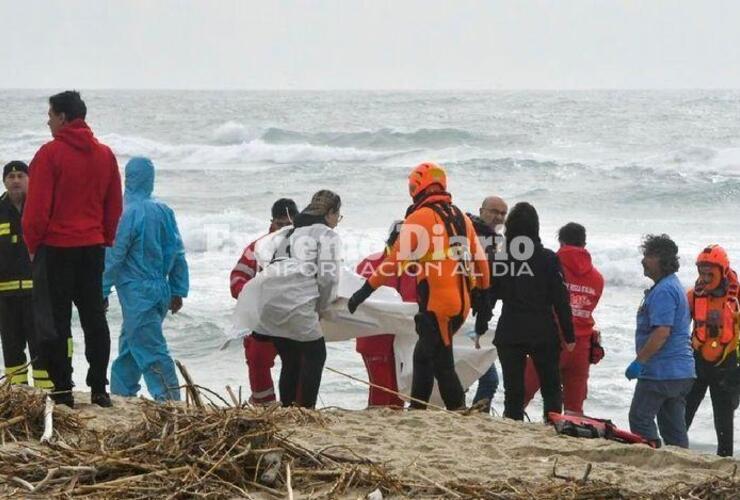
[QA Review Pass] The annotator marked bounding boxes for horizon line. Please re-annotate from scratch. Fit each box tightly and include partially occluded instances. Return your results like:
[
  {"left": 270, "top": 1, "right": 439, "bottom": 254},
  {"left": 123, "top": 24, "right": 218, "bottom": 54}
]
[{"left": 2, "top": 87, "right": 740, "bottom": 92}]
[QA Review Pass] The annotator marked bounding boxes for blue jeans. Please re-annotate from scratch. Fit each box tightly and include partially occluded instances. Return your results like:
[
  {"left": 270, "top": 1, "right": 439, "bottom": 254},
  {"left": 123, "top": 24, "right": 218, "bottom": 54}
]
[
  {"left": 473, "top": 363, "right": 499, "bottom": 412},
  {"left": 628, "top": 378, "right": 694, "bottom": 448}
]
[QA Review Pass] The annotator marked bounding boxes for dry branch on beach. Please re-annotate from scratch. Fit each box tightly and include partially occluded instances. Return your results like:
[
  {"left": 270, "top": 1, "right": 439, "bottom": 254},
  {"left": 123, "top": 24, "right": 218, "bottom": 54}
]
[
  {"left": 0, "top": 381, "right": 86, "bottom": 448},
  {"left": 0, "top": 379, "right": 737, "bottom": 499}
]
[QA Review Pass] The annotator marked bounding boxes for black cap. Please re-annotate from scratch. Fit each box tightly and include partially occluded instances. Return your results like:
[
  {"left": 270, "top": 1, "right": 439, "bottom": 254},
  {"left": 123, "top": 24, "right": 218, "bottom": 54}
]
[
  {"left": 3, "top": 161, "right": 29, "bottom": 180},
  {"left": 271, "top": 198, "right": 298, "bottom": 219}
]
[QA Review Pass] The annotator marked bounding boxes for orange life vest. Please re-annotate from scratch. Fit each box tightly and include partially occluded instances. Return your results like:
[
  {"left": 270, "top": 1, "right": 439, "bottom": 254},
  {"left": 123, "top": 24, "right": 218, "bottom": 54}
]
[
  {"left": 690, "top": 272, "right": 740, "bottom": 365},
  {"left": 368, "top": 193, "right": 489, "bottom": 345}
]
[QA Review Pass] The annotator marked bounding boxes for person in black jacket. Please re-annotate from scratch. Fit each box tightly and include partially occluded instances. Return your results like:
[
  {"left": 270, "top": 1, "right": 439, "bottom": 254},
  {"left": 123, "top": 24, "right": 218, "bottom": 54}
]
[
  {"left": 0, "top": 161, "right": 53, "bottom": 389},
  {"left": 484, "top": 202, "right": 575, "bottom": 421},
  {"left": 467, "top": 195, "right": 508, "bottom": 413}
]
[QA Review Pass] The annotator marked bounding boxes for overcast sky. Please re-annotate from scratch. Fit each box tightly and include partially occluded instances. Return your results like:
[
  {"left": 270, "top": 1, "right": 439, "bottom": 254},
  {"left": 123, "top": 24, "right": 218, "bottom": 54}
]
[{"left": 2, "top": 0, "right": 739, "bottom": 90}]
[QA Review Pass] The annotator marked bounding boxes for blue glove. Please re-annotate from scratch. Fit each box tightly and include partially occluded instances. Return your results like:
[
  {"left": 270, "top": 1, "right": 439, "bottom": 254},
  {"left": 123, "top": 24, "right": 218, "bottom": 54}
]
[{"left": 625, "top": 360, "right": 644, "bottom": 380}]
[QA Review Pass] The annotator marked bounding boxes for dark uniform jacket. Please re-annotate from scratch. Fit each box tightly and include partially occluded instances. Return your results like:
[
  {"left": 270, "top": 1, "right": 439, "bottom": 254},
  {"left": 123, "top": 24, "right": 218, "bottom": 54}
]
[
  {"left": 0, "top": 193, "right": 32, "bottom": 296},
  {"left": 491, "top": 237, "right": 574, "bottom": 347}
]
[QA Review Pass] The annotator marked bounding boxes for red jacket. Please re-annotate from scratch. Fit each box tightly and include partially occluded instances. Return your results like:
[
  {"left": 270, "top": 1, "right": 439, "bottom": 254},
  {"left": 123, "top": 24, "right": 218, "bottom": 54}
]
[
  {"left": 356, "top": 252, "right": 417, "bottom": 354},
  {"left": 557, "top": 245, "right": 604, "bottom": 338},
  {"left": 22, "top": 120, "right": 122, "bottom": 254},
  {"left": 231, "top": 229, "right": 275, "bottom": 299},
  {"left": 230, "top": 238, "right": 260, "bottom": 299},
  {"left": 356, "top": 252, "right": 417, "bottom": 302}
]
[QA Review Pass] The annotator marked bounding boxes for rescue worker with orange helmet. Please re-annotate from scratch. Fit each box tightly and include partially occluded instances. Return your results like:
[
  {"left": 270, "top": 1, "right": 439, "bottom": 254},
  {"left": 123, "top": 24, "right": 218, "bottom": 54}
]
[
  {"left": 685, "top": 244, "right": 740, "bottom": 457},
  {"left": 348, "top": 162, "right": 490, "bottom": 410}
]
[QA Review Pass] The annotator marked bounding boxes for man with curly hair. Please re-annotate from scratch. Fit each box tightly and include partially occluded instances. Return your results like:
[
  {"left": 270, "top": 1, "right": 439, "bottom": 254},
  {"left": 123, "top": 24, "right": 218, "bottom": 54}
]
[{"left": 626, "top": 234, "right": 695, "bottom": 448}]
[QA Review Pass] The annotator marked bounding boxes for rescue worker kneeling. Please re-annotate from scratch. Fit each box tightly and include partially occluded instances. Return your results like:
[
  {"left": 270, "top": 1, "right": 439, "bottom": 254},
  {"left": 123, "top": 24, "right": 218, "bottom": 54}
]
[
  {"left": 685, "top": 245, "right": 740, "bottom": 457},
  {"left": 103, "top": 157, "right": 189, "bottom": 401},
  {"left": 348, "top": 162, "right": 490, "bottom": 410}
]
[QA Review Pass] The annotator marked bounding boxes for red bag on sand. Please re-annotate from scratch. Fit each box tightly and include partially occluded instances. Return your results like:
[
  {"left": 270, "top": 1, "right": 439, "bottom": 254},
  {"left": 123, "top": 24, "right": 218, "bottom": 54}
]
[{"left": 548, "top": 412, "right": 656, "bottom": 448}]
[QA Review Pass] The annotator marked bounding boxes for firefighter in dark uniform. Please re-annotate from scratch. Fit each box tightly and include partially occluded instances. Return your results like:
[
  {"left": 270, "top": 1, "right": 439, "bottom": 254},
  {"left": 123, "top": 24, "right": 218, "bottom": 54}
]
[{"left": 0, "top": 161, "right": 52, "bottom": 389}]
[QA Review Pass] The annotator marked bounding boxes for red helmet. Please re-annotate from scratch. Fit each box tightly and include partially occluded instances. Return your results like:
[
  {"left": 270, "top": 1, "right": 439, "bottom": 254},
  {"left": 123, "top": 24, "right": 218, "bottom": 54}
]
[
  {"left": 696, "top": 244, "right": 730, "bottom": 272},
  {"left": 408, "top": 162, "right": 447, "bottom": 198}
]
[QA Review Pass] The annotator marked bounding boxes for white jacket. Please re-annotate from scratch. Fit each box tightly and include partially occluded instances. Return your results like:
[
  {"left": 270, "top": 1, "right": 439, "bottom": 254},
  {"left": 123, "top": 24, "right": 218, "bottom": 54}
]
[{"left": 249, "top": 223, "right": 341, "bottom": 342}]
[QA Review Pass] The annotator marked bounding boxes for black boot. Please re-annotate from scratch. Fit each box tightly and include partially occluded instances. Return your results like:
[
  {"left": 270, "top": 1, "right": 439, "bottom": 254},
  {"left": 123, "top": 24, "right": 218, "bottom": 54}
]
[
  {"left": 51, "top": 392, "right": 75, "bottom": 409},
  {"left": 91, "top": 392, "right": 113, "bottom": 408}
]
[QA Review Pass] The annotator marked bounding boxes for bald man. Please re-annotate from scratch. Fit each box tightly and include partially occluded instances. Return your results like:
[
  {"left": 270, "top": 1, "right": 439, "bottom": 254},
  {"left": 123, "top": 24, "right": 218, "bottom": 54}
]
[
  {"left": 467, "top": 196, "right": 508, "bottom": 413},
  {"left": 479, "top": 196, "right": 508, "bottom": 232}
]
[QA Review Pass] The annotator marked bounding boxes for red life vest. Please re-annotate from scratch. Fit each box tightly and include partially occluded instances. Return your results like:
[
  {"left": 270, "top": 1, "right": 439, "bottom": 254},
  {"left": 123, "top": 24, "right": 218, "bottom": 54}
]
[
  {"left": 548, "top": 412, "right": 656, "bottom": 448},
  {"left": 690, "top": 270, "right": 740, "bottom": 365}
]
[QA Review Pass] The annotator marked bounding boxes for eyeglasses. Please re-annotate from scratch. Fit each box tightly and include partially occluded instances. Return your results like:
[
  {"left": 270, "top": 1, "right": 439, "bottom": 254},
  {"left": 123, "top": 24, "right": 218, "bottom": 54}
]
[
  {"left": 337, "top": 214, "right": 344, "bottom": 223},
  {"left": 482, "top": 207, "right": 507, "bottom": 217}
]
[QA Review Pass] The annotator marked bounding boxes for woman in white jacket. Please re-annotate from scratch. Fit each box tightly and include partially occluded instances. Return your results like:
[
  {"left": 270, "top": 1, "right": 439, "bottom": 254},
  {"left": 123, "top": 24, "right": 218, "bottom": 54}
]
[{"left": 256, "top": 190, "right": 342, "bottom": 408}]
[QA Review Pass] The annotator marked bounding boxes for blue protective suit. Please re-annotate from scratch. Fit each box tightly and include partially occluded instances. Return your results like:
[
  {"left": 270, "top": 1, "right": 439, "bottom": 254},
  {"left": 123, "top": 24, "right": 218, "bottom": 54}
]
[{"left": 103, "top": 157, "right": 189, "bottom": 401}]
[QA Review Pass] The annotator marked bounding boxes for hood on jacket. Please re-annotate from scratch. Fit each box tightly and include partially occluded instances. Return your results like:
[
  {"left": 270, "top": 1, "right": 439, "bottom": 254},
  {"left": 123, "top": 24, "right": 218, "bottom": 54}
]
[
  {"left": 406, "top": 190, "right": 452, "bottom": 217},
  {"left": 504, "top": 202, "right": 541, "bottom": 246},
  {"left": 557, "top": 245, "right": 594, "bottom": 276},
  {"left": 124, "top": 157, "right": 155, "bottom": 203},
  {"left": 694, "top": 267, "right": 739, "bottom": 296},
  {"left": 53, "top": 119, "right": 96, "bottom": 152},
  {"left": 466, "top": 213, "right": 496, "bottom": 237}
]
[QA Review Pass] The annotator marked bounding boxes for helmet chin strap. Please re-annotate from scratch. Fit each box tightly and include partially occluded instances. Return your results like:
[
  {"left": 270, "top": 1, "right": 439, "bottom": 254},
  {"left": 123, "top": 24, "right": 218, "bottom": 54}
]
[{"left": 703, "top": 276, "right": 727, "bottom": 297}]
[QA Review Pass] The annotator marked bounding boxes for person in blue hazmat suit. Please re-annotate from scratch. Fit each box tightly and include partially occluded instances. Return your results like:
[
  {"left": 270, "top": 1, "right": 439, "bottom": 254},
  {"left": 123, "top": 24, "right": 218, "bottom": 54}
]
[{"left": 103, "top": 156, "right": 189, "bottom": 401}]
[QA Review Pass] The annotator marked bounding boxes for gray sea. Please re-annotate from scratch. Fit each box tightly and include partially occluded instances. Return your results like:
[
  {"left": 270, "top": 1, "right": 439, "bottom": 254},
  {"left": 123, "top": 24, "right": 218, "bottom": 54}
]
[{"left": 2, "top": 90, "right": 739, "bottom": 455}]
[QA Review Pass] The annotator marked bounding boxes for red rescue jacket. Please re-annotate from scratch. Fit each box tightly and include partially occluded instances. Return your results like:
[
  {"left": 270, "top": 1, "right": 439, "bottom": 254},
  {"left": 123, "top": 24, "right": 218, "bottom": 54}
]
[
  {"left": 356, "top": 252, "right": 417, "bottom": 354},
  {"left": 22, "top": 119, "right": 122, "bottom": 254},
  {"left": 356, "top": 252, "right": 417, "bottom": 303},
  {"left": 230, "top": 229, "right": 272, "bottom": 299},
  {"left": 557, "top": 245, "right": 604, "bottom": 338}
]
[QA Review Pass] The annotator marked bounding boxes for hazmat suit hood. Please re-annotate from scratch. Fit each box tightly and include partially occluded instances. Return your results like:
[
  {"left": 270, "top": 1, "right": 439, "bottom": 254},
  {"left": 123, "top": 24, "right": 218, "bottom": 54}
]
[{"left": 124, "top": 157, "right": 155, "bottom": 203}]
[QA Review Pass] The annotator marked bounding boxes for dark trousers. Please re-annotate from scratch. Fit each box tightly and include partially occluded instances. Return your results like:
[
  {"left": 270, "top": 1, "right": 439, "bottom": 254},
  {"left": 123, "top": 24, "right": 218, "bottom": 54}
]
[
  {"left": 498, "top": 342, "right": 562, "bottom": 420},
  {"left": 685, "top": 368, "right": 739, "bottom": 457},
  {"left": 32, "top": 245, "right": 111, "bottom": 393},
  {"left": 473, "top": 362, "right": 499, "bottom": 412},
  {"left": 629, "top": 378, "right": 693, "bottom": 448},
  {"left": 272, "top": 336, "right": 326, "bottom": 408},
  {"left": 0, "top": 294, "right": 51, "bottom": 388},
  {"left": 409, "top": 312, "right": 465, "bottom": 410}
]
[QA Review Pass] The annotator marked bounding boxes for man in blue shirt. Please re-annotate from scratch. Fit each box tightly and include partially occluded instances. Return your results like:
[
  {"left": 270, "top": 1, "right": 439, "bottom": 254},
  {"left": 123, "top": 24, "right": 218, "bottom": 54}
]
[{"left": 626, "top": 234, "right": 695, "bottom": 448}]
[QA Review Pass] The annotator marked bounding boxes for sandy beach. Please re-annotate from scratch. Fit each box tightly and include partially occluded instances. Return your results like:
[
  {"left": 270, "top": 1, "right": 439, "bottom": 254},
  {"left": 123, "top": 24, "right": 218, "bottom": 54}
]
[
  {"left": 286, "top": 407, "right": 738, "bottom": 496},
  {"left": 1, "top": 386, "right": 738, "bottom": 499}
]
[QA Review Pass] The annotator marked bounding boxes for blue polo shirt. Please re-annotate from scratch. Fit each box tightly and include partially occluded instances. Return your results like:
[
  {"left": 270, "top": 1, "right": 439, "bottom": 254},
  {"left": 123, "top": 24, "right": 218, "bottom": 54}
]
[{"left": 635, "top": 273, "right": 695, "bottom": 380}]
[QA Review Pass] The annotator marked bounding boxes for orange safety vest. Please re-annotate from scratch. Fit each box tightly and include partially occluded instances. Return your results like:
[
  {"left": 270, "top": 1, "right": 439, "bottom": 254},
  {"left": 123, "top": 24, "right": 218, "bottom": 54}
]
[
  {"left": 369, "top": 195, "right": 490, "bottom": 346},
  {"left": 690, "top": 277, "right": 740, "bottom": 365}
]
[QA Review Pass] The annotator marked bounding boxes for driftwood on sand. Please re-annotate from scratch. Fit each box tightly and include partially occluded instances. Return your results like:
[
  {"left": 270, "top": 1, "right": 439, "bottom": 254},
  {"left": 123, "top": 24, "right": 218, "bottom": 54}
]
[{"left": 0, "top": 375, "right": 737, "bottom": 499}]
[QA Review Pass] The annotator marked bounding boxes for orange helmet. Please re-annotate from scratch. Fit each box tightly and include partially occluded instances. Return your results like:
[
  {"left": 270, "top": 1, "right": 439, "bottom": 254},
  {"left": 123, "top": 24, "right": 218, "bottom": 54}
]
[
  {"left": 696, "top": 244, "right": 730, "bottom": 272},
  {"left": 408, "top": 162, "right": 447, "bottom": 198}
]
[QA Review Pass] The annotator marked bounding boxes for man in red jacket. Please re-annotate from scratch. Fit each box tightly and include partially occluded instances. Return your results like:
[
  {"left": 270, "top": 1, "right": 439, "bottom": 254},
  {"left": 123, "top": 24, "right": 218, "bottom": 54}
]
[
  {"left": 23, "top": 91, "right": 122, "bottom": 408},
  {"left": 523, "top": 222, "right": 604, "bottom": 416},
  {"left": 230, "top": 198, "right": 297, "bottom": 404}
]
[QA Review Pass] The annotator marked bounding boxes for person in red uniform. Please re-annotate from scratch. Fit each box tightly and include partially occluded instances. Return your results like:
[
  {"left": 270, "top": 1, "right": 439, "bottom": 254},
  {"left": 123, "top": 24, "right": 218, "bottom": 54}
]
[
  {"left": 23, "top": 90, "right": 122, "bottom": 408},
  {"left": 355, "top": 221, "right": 415, "bottom": 407},
  {"left": 230, "top": 198, "right": 298, "bottom": 404},
  {"left": 523, "top": 222, "right": 604, "bottom": 416}
]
